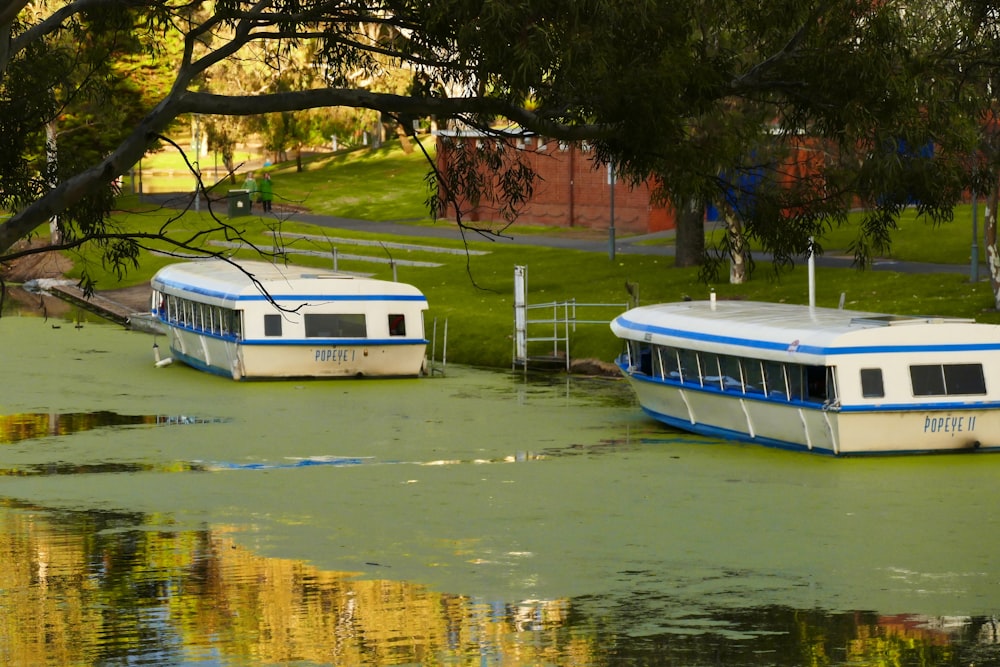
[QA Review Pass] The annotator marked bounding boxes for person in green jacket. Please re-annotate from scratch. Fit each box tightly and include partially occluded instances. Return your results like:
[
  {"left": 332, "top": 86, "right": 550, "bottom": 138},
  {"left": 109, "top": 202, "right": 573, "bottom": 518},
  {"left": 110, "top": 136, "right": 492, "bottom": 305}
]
[
  {"left": 242, "top": 171, "right": 257, "bottom": 211},
  {"left": 258, "top": 172, "right": 274, "bottom": 212}
]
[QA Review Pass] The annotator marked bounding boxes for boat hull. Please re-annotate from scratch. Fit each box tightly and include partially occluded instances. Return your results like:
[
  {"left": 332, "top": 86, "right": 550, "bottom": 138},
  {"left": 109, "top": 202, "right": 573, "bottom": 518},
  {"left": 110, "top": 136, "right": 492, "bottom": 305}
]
[
  {"left": 623, "top": 372, "right": 999, "bottom": 455},
  {"left": 166, "top": 326, "right": 426, "bottom": 379}
]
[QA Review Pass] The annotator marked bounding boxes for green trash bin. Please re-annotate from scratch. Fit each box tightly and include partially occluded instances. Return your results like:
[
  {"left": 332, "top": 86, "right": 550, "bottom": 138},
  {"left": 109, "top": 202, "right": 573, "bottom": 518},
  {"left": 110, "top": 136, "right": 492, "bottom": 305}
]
[{"left": 227, "top": 189, "right": 251, "bottom": 217}]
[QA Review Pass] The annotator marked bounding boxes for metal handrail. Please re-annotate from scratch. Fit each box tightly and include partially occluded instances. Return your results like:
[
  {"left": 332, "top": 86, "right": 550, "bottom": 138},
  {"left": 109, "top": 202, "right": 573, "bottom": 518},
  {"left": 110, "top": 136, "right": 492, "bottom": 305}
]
[{"left": 515, "top": 298, "right": 628, "bottom": 371}]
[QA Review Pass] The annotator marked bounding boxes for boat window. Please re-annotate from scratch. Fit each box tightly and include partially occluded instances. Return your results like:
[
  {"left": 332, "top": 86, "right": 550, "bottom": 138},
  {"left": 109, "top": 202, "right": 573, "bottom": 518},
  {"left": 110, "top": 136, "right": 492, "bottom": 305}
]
[
  {"left": 826, "top": 367, "right": 839, "bottom": 401},
  {"left": 806, "top": 366, "right": 828, "bottom": 401},
  {"left": 742, "top": 359, "right": 765, "bottom": 394},
  {"left": 264, "top": 314, "right": 282, "bottom": 337},
  {"left": 700, "top": 353, "right": 723, "bottom": 389},
  {"left": 650, "top": 346, "right": 665, "bottom": 379},
  {"left": 637, "top": 344, "right": 653, "bottom": 375},
  {"left": 786, "top": 364, "right": 805, "bottom": 401},
  {"left": 719, "top": 355, "right": 744, "bottom": 392},
  {"left": 661, "top": 347, "right": 681, "bottom": 380},
  {"left": 910, "top": 363, "right": 986, "bottom": 396},
  {"left": 305, "top": 313, "right": 367, "bottom": 338},
  {"left": 945, "top": 364, "right": 987, "bottom": 395},
  {"left": 764, "top": 361, "right": 788, "bottom": 399},
  {"left": 860, "top": 368, "right": 884, "bottom": 398},
  {"left": 678, "top": 349, "right": 700, "bottom": 385},
  {"left": 388, "top": 314, "right": 406, "bottom": 336},
  {"left": 626, "top": 341, "right": 641, "bottom": 372}
]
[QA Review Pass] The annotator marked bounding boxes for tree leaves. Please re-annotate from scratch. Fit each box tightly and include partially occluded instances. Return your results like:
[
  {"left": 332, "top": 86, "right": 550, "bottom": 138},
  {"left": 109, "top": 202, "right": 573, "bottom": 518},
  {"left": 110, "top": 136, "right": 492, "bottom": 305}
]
[{"left": 2, "top": 0, "right": 999, "bottom": 287}]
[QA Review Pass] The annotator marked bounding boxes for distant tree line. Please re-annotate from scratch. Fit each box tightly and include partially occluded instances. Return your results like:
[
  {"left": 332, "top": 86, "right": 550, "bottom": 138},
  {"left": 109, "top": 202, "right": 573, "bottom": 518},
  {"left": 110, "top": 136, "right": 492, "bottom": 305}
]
[{"left": 4, "top": 0, "right": 1000, "bottom": 298}]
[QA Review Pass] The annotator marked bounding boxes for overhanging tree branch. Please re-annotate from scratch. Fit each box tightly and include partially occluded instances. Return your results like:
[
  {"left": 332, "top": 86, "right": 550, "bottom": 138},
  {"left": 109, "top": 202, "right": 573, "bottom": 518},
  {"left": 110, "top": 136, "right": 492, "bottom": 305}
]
[{"left": 176, "top": 89, "right": 614, "bottom": 140}]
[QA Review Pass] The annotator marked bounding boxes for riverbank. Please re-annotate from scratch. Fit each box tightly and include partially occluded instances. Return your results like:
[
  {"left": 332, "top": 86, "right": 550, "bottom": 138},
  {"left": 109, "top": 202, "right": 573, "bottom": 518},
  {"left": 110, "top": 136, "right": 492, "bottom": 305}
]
[
  {"left": 2, "top": 243, "right": 152, "bottom": 324},
  {"left": 4, "top": 254, "right": 622, "bottom": 375},
  {"left": 4, "top": 174, "right": 992, "bottom": 373},
  {"left": 1, "top": 211, "right": 986, "bottom": 376}
]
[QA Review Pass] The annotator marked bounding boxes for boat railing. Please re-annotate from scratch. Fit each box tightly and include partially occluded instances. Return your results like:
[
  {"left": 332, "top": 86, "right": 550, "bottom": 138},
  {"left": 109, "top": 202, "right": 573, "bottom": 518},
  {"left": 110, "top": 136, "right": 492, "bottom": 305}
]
[
  {"left": 514, "top": 299, "right": 629, "bottom": 372},
  {"left": 427, "top": 316, "right": 448, "bottom": 376}
]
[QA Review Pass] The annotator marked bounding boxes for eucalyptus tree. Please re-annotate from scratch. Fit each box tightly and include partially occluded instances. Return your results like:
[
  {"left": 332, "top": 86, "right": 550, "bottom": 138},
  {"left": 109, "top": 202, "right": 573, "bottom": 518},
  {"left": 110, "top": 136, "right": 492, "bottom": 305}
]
[
  {"left": 0, "top": 0, "right": 994, "bottom": 290},
  {"left": 962, "top": 1, "right": 1000, "bottom": 308}
]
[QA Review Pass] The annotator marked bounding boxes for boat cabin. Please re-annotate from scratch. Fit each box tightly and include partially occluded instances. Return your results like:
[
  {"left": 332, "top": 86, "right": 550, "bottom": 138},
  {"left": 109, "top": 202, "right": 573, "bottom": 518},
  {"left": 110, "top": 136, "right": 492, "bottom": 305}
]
[
  {"left": 611, "top": 300, "right": 1000, "bottom": 454},
  {"left": 150, "top": 260, "right": 429, "bottom": 379}
]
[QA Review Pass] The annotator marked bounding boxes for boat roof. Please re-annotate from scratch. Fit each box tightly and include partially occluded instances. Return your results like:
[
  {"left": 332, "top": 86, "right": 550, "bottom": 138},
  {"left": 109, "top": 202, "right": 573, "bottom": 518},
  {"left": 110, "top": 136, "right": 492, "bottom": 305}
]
[
  {"left": 151, "top": 260, "right": 426, "bottom": 305},
  {"left": 611, "top": 300, "right": 1000, "bottom": 361}
]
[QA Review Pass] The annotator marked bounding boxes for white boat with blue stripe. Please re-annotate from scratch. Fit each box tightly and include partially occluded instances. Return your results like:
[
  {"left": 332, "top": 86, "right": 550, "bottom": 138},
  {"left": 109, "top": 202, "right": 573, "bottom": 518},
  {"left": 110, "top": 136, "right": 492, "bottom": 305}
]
[
  {"left": 610, "top": 297, "right": 1000, "bottom": 455},
  {"left": 150, "top": 260, "right": 429, "bottom": 380}
]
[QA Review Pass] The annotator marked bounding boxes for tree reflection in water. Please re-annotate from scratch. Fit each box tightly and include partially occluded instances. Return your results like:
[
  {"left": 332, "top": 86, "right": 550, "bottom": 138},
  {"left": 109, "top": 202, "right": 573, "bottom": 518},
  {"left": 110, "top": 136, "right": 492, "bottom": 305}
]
[
  {"left": 0, "top": 411, "right": 229, "bottom": 445},
  {"left": 1, "top": 502, "right": 999, "bottom": 666},
  {"left": 3, "top": 317, "right": 1000, "bottom": 666}
]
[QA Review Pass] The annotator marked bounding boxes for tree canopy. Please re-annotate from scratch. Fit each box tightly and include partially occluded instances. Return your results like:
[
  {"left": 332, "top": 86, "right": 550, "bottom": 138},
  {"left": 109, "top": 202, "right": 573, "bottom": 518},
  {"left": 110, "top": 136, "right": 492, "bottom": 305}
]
[{"left": 3, "top": 0, "right": 1000, "bottom": 290}]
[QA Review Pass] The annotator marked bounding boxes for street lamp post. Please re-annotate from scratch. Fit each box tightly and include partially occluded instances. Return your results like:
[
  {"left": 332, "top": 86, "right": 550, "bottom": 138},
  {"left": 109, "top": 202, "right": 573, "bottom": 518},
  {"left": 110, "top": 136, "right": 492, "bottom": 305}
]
[
  {"left": 608, "top": 162, "right": 616, "bottom": 261},
  {"left": 972, "top": 191, "right": 980, "bottom": 283}
]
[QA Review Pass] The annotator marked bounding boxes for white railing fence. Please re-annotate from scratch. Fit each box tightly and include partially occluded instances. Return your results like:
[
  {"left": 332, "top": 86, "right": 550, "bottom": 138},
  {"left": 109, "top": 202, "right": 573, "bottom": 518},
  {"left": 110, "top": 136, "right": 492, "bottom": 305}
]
[{"left": 513, "top": 265, "right": 630, "bottom": 372}]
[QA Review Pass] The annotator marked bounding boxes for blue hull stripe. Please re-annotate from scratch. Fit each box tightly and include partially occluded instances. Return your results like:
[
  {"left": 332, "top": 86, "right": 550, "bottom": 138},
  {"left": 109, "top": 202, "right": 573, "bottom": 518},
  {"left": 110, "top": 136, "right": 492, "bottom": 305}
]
[
  {"left": 157, "top": 321, "right": 426, "bottom": 346},
  {"left": 625, "top": 368, "right": 1000, "bottom": 412},
  {"left": 172, "top": 351, "right": 235, "bottom": 379},
  {"left": 639, "top": 405, "right": 826, "bottom": 453},
  {"left": 639, "top": 405, "right": 996, "bottom": 456},
  {"left": 241, "top": 338, "right": 428, "bottom": 347}
]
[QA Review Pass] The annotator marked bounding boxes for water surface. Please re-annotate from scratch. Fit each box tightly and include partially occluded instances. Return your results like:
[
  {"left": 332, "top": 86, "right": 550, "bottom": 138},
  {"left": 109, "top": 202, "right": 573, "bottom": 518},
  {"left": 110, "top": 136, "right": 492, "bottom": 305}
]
[{"left": 3, "top": 315, "right": 1000, "bottom": 665}]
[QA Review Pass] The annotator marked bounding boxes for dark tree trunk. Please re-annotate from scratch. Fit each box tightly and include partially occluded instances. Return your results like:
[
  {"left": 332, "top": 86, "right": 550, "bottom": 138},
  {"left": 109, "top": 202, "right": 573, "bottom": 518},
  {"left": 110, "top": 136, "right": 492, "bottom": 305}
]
[{"left": 674, "top": 198, "right": 705, "bottom": 268}]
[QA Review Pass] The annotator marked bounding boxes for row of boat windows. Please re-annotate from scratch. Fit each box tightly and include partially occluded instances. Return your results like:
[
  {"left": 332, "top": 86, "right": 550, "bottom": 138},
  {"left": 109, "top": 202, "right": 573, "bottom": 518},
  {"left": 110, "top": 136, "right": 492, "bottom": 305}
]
[
  {"left": 898, "top": 363, "right": 985, "bottom": 397},
  {"left": 627, "top": 342, "right": 988, "bottom": 401},
  {"left": 158, "top": 294, "right": 411, "bottom": 339},
  {"left": 627, "top": 341, "right": 834, "bottom": 403},
  {"left": 263, "top": 313, "right": 408, "bottom": 338},
  {"left": 158, "top": 294, "right": 243, "bottom": 338}
]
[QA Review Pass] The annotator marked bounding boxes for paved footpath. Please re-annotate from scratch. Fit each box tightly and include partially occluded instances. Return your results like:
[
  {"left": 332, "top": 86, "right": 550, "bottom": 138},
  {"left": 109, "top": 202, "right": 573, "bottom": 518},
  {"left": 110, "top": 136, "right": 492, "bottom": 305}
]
[
  {"left": 288, "top": 211, "right": 976, "bottom": 277},
  {"left": 146, "top": 192, "right": 975, "bottom": 276}
]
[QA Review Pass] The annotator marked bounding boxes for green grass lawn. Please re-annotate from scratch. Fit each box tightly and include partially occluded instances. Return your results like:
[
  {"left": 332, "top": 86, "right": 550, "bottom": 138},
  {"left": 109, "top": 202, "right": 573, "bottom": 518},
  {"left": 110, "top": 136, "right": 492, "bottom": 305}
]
[
  {"left": 702, "top": 204, "right": 986, "bottom": 266},
  {"left": 49, "top": 137, "right": 1000, "bottom": 368},
  {"left": 131, "top": 136, "right": 438, "bottom": 222},
  {"left": 260, "top": 138, "right": 437, "bottom": 221}
]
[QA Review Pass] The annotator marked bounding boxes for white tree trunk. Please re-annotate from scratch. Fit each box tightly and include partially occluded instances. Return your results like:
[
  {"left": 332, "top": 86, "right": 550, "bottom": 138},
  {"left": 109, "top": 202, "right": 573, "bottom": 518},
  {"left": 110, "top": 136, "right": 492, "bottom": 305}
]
[
  {"left": 726, "top": 210, "right": 747, "bottom": 284},
  {"left": 986, "top": 182, "right": 1000, "bottom": 309},
  {"left": 45, "top": 119, "right": 61, "bottom": 245}
]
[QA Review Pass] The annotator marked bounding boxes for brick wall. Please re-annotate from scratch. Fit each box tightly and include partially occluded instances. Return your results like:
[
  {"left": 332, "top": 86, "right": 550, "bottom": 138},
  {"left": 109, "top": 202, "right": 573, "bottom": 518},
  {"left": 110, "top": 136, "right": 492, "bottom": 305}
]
[{"left": 435, "top": 133, "right": 676, "bottom": 233}]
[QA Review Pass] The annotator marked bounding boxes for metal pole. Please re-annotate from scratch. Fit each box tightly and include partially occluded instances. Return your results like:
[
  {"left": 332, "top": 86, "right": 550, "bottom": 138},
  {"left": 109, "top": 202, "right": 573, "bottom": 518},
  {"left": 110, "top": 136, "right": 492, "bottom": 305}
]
[
  {"left": 442, "top": 318, "right": 448, "bottom": 373},
  {"left": 193, "top": 114, "right": 201, "bottom": 213},
  {"left": 513, "top": 266, "right": 528, "bottom": 368},
  {"left": 972, "top": 190, "right": 980, "bottom": 283},
  {"left": 431, "top": 317, "right": 437, "bottom": 372},
  {"left": 808, "top": 236, "right": 816, "bottom": 308},
  {"left": 608, "top": 162, "right": 616, "bottom": 261}
]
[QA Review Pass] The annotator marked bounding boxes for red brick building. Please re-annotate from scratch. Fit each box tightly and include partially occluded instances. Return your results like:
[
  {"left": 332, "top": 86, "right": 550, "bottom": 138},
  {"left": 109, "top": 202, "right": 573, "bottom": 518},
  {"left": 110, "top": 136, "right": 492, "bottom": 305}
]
[{"left": 435, "top": 131, "right": 677, "bottom": 234}]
